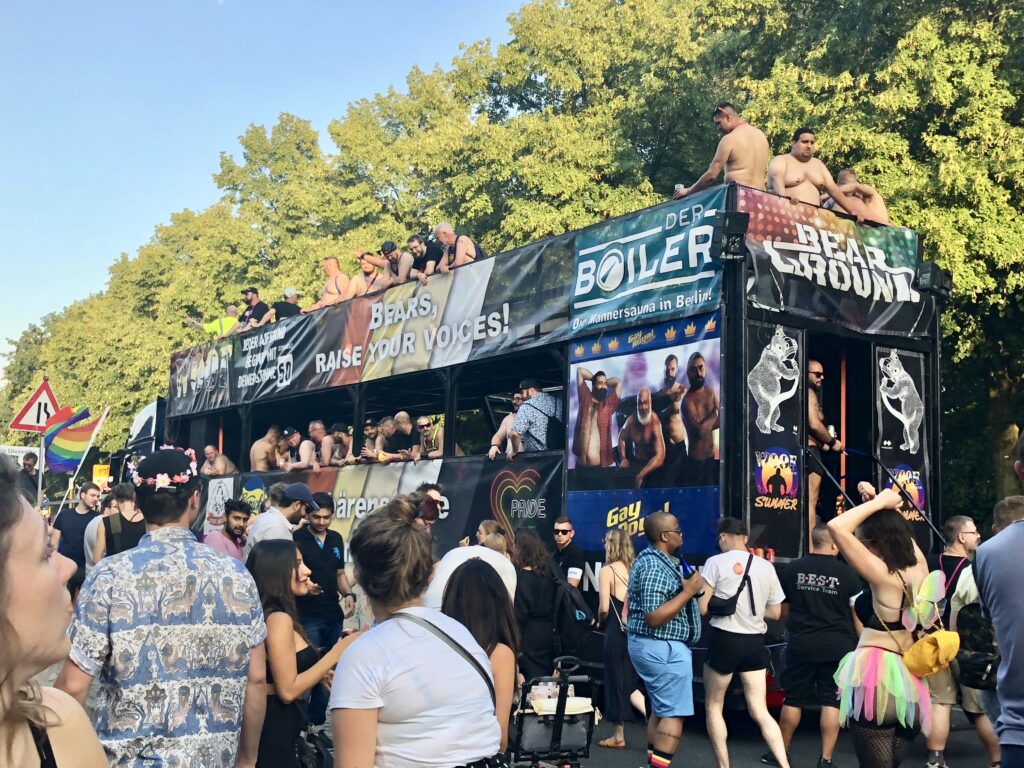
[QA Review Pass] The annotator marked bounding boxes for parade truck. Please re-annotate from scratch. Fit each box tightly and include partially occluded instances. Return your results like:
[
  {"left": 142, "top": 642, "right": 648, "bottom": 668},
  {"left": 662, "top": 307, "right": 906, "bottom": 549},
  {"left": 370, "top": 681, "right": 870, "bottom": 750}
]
[{"left": 163, "top": 183, "right": 948, "bottom": 584}]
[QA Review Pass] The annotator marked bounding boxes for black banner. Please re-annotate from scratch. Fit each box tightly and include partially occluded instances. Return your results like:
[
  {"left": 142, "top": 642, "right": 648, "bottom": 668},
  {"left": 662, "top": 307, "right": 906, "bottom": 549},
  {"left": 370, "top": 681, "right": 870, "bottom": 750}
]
[
  {"left": 738, "top": 187, "right": 934, "bottom": 337},
  {"left": 874, "top": 347, "right": 931, "bottom": 547},
  {"left": 746, "top": 322, "right": 804, "bottom": 558}
]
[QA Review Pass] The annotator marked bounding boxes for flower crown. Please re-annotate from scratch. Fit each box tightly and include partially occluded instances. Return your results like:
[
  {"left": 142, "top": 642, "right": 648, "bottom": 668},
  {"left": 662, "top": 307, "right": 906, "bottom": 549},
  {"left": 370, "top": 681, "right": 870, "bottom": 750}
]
[{"left": 128, "top": 446, "right": 200, "bottom": 490}]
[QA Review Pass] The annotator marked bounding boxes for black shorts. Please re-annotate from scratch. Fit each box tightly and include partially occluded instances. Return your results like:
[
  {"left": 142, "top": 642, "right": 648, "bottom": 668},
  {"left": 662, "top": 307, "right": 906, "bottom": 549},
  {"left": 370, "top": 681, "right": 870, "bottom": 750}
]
[
  {"left": 706, "top": 627, "right": 769, "bottom": 675},
  {"left": 781, "top": 654, "right": 840, "bottom": 708}
]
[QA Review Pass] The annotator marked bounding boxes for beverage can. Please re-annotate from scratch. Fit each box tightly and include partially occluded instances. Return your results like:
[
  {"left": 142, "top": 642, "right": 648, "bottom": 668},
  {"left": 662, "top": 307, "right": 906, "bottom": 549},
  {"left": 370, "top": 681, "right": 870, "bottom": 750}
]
[
  {"left": 767, "top": 548, "right": 775, "bottom": 563},
  {"left": 755, "top": 547, "right": 764, "bottom": 558}
]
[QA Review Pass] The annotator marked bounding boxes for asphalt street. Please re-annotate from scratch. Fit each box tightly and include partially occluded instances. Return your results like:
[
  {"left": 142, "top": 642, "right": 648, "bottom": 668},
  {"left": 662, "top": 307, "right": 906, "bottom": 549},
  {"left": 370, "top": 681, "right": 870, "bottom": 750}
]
[{"left": 573, "top": 707, "right": 991, "bottom": 768}]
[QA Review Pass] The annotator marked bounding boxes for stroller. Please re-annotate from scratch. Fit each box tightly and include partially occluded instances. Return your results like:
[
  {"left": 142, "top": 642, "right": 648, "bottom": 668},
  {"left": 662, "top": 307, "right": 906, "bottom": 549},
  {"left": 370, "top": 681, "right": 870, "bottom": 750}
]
[{"left": 509, "top": 656, "right": 597, "bottom": 768}]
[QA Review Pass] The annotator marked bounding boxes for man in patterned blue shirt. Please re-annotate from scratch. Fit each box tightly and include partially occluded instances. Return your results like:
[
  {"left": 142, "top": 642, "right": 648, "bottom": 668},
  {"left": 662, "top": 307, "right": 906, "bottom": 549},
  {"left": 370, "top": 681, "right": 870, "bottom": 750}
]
[
  {"left": 627, "top": 510, "right": 705, "bottom": 768},
  {"left": 56, "top": 449, "right": 268, "bottom": 767}
]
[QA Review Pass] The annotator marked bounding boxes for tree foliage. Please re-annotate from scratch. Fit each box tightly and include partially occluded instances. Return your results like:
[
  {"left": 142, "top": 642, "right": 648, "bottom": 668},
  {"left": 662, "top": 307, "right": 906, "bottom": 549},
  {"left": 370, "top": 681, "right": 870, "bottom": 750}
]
[{"left": 3, "top": 0, "right": 1021, "bottom": 523}]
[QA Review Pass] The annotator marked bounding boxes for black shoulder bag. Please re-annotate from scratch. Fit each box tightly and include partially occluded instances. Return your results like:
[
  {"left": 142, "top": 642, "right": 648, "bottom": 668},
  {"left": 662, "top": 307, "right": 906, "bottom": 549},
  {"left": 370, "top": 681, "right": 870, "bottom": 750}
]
[{"left": 707, "top": 554, "right": 756, "bottom": 618}]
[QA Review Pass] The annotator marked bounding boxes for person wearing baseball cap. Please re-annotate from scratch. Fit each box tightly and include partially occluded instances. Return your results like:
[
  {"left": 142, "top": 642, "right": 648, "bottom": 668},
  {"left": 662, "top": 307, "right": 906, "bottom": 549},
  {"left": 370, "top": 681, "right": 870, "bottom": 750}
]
[
  {"left": 379, "top": 240, "right": 414, "bottom": 285},
  {"left": 245, "top": 481, "right": 319, "bottom": 560},
  {"left": 231, "top": 286, "right": 270, "bottom": 333},
  {"left": 267, "top": 287, "right": 302, "bottom": 322},
  {"left": 56, "top": 448, "right": 267, "bottom": 766}
]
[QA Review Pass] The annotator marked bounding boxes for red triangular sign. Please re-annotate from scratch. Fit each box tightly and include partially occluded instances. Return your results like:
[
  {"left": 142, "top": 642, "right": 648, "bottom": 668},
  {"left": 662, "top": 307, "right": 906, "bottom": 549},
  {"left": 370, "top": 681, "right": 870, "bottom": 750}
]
[{"left": 9, "top": 379, "right": 62, "bottom": 433}]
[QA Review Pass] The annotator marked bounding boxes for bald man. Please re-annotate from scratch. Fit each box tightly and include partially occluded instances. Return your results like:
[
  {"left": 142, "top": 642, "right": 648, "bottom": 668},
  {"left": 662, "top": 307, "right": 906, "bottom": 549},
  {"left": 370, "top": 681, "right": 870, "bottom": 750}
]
[
  {"left": 302, "top": 257, "right": 354, "bottom": 314},
  {"left": 767, "top": 128, "right": 861, "bottom": 217},
  {"left": 200, "top": 445, "right": 237, "bottom": 476},
  {"left": 626, "top": 510, "right": 704, "bottom": 768},
  {"left": 674, "top": 103, "right": 770, "bottom": 197},
  {"left": 618, "top": 387, "right": 666, "bottom": 489}
]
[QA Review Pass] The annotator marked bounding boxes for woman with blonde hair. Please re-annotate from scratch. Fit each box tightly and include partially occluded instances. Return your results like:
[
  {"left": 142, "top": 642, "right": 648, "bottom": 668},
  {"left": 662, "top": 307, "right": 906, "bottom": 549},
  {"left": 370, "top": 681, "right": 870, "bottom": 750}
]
[
  {"left": 598, "top": 528, "right": 642, "bottom": 750},
  {"left": 481, "top": 531, "right": 509, "bottom": 557},
  {"left": 0, "top": 456, "right": 106, "bottom": 767}
]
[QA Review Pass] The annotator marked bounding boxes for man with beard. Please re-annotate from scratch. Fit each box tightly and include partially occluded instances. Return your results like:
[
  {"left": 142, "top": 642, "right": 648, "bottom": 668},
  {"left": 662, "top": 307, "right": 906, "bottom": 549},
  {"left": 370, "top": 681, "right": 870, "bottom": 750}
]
[
  {"left": 279, "top": 427, "right": 320, "bottom": 474},
  {"left": 351, "top": 251, "right": 388, "bottom": 296},
  {"left": 807, "top": 360, "right": 842, "bottom": 538},
  {"left": 302, "top": 257, "right": 355, "bottom": 314},
  {"left": 681, "top": 353, "right": 720, "bottom": 486},
  {"left": 407, "top": 234, "right": 443, "bottom": 285},
  {"left": 653, "top": 354, "right": 689, "bottom": 485},
  {"left": 619, "top": 388, "right": 666, "bottom": 489},
  {"left": 52, "top": 482, "right": 102, "bottom": 597},
  {"left": 203, "top": 499, "right": 251, "bottom": 561},
  {"left": 488, "top": 392, "right": 523, "bottom": 460},
  {"left": 358, "top": 418, "right": 383, "bottom": 463},
  {"left": 572, "top": 367, "right": 622, "bottom": 468}
]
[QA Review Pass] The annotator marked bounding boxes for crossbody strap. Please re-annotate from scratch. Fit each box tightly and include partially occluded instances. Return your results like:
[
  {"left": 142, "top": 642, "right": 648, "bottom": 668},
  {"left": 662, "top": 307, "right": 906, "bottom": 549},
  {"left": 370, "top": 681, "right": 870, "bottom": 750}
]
[{"left": 391, "top": 612, "right": 496, "bottom": 712}]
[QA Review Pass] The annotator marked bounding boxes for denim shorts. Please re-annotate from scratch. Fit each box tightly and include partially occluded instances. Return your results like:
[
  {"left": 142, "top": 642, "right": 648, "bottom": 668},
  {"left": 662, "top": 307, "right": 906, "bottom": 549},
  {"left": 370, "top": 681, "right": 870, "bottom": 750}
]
[{"left": 628, "top": 634, "right": 694, "bottom": 718}]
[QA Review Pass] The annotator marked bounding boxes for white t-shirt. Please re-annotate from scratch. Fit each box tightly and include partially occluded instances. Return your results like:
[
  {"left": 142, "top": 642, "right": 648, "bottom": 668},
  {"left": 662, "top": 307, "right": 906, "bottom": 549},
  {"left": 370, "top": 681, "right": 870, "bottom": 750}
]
[
  {"left": 702, "top": 550, "right": 785, "bottom": 635},
  {"left": 423, "top": 546, "right": 517, "bottom": 610},
  {"left": 329, "top": 606, "right": 500, "bottom": 767},
  {"left": 243, "top": 507, "right": 292, "bottom": 560},
  {"left": 83, "top": 516, "right": 103, "bottom": 576}
]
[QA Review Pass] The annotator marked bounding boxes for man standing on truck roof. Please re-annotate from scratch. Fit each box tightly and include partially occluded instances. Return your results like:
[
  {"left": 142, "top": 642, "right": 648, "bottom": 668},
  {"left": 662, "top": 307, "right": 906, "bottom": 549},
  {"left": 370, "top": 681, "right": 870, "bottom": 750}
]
[
  {"left": 767, "top": 525, "right": 860, "bottom": 768},
  {"left": 825, "top": 169, "right": 891, "bottom": 225},
  {"left": 767, "top": 128, "right": 862, "bottom": 214},
  {"left": 674, "top": 103, "right": 770, "bottom": 197},
  {"left": 302, "top": 257, "right": 354, "bottom": 314}
]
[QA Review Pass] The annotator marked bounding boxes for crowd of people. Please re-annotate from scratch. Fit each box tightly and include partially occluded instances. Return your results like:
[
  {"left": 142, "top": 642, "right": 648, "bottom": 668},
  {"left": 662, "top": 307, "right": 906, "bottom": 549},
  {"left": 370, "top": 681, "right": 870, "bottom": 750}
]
[
  {"left": 185, "top": 224, "right": 484, "bottom": 339},
  {"left": 3, "top": 438, "right": 1024, "bottom": 768},
  {"left": 195, "top": 378, "right": 563, "bottom": 478}
]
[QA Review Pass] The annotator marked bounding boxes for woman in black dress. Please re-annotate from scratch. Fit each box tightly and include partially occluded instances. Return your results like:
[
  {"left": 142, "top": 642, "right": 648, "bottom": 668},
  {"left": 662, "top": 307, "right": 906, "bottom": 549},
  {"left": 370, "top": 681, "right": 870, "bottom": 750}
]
[
  {"left": 512, "top": 528, "right": 557, "bottom": 683},
  {"left": 597, "top": 529, "right": 641, "bottom": 749},
  {"left": 247, "top": 540, "right": 356, "bottom": 767}
]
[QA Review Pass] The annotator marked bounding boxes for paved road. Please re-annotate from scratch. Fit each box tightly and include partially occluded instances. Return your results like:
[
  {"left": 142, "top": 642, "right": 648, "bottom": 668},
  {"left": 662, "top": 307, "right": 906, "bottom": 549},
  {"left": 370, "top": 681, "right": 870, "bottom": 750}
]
[{"left": 574, "top": 707, "right": 991, "bottom": 768}]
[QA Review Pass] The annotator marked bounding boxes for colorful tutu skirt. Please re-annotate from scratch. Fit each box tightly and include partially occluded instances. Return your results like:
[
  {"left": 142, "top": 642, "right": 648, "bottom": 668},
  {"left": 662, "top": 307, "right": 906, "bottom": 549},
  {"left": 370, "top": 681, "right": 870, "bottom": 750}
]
[{"left": 834, "top": 646, "right": 931, "bottom": 734}]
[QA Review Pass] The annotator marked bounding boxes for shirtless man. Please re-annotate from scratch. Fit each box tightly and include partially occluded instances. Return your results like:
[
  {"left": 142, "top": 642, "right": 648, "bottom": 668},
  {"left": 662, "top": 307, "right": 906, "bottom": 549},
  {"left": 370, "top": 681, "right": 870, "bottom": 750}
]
[
  {"left": 326, "top": 422, "right": 356, "bottom": 466},
  {"left": 655, "top": 354, "right": 688, "bottom": 481},
  {"left": 618, "top": 388, "right": 665, "bottom": 489},
  {"left": 302, "top": 257, "right": 354, "bottom": 314},
  {"left": 249, "top": 426, "right": 281, "bottom": 472},
  {"left": 674, "top": 103, "right": 770, "bottom": 197},
  {"left": 307, "top": 420, "right": 343, "bottom": 468},
  {"left": 488, "top": 392, "right": 522, "bottom": 460},
  {"left": 200, "top": 445, "right": 237, "bottom": 476},
  {"left": 681, "top": 353, "right": 720, "bottom": 461},
  {"left": 768, "top": 128, "right": 862, "bottom": 216},
  {"left": 573, "top": 367, "right": 622, "bottom": 468},
  {"left": 358, "top": 418, "right": 384, "bottom": 463},
  {"left": 806, "top": 360, "right": 842, "bottom": 543},
  {"left": 826, "top": 169, "right": 891, "bottom": 225},
  {"left": 350, "top": 251, "right": 388, "bottom": 296}
]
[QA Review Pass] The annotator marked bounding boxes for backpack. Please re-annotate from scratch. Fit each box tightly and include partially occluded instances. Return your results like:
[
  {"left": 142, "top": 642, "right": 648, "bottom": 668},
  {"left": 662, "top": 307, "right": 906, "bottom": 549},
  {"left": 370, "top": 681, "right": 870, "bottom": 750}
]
[
  {"left": 955, "top": 602, "right": 999, "bottom": 690},
  {"left": 548, "top": 560, "right": 594, "bottom": 656},
  {"left": 524, "top": 398, "right": 565, "bottom": 451}
]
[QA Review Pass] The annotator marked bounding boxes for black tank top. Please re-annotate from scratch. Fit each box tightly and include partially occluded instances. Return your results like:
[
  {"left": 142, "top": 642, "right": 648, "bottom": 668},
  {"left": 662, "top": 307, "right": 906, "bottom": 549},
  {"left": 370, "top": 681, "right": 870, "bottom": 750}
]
[{"left": 103, "top": 513, "right": 147, "bottom": 556}]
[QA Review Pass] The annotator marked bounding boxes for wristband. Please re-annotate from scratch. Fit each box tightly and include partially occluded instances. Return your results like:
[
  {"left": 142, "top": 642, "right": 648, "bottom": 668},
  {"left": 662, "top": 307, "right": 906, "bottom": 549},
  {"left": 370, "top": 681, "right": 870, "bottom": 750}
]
[{"left": 827, "top": 436, "right": 838, "bottom": 448}]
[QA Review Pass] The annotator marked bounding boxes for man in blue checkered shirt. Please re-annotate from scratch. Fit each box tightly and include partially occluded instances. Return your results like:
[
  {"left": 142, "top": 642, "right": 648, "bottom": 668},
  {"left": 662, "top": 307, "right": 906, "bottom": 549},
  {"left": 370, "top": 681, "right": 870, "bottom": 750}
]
[{"left": 627, "top": 510, "right": 705, "bottom": 768}]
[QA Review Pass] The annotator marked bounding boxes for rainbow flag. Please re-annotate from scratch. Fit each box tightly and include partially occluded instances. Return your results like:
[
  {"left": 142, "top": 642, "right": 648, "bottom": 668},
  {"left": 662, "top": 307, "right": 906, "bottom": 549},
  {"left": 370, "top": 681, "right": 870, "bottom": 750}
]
[{"left": 44, "top": 407, "right": 102, "bottom": 473}]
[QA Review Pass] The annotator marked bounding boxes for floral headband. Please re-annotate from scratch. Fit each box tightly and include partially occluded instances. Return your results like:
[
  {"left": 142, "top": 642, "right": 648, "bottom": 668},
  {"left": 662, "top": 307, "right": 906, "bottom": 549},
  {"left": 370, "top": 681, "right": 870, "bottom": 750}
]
[{"left": 128, "top": 446, "right": 200, "bottom": 490}]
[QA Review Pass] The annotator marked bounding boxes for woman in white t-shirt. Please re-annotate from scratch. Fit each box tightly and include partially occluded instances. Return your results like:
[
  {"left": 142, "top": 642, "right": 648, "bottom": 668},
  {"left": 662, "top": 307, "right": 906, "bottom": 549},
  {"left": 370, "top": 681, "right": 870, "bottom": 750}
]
[
  {"left": 329, "top": 496, "right": 505, "bottom": 768},
  {"left": 698, "top": 517, "right": 789, "bottom": 768}
]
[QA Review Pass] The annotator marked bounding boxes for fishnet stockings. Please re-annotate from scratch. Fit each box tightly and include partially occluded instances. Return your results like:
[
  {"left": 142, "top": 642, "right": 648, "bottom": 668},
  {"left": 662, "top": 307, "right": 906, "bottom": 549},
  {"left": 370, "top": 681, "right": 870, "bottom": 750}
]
[{"left": 849, "top": 717, "right": 919, "bottom": 768}]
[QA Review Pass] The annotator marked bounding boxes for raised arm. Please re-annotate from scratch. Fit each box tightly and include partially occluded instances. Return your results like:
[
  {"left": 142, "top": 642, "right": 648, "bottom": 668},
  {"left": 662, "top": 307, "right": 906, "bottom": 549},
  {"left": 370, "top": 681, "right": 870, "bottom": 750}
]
[
  {"left": 820, "top": 168, "right": 864, "bottom": 222},
  {"left": 827, "top": 488, "right": 904, "bottom": 585},
  {"left": 679, "top": 136, "right": 731, "bottom": 196}
]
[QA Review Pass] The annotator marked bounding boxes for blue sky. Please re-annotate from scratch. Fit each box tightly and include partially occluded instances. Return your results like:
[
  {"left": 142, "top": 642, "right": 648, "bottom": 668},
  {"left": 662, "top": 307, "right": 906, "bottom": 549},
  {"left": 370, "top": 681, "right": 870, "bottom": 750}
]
[{"left": 0, "top": 0, "right": 520, "bottom": 371}]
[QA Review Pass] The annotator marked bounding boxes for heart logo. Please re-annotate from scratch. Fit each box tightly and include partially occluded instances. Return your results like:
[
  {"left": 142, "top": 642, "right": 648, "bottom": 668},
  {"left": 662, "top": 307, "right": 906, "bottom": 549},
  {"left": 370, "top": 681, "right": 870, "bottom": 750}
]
[{"left": 490, "top": 469, "right": 540, "bottom": 532}]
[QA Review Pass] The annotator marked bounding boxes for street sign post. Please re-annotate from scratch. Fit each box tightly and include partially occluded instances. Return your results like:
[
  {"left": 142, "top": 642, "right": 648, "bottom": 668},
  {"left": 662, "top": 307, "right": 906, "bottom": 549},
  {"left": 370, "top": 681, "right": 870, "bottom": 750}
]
[{"left": 9, "top": 377, "right": 62, "bottom": 433}]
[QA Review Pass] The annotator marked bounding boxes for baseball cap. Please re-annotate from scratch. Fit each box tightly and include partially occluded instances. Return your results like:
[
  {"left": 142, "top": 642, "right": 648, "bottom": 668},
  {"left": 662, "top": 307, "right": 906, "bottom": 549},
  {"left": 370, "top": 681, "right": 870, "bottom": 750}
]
[
  {"left": 380, "top": 241, "right": 398, "bottom": 255},
  {"left": 518, "top": 378, "right": 541, "bottom": 391},
  {"left": 363, "top": 418, "right": 376, "bottom": 427},
  {"left": 328, "top": 422, "right": 348, "bottom": 434},
  {"left": 281, "top": 427, "right": 299, "bottom": 438},
  {"left": 283, "top": 482, "right": 319, "bottom": 511},
  {"left": 283, "top": 288, "right": 301, "bottom": 298},
  {"left": 241, "top": 286, "right": 259, "bottom": 295}
]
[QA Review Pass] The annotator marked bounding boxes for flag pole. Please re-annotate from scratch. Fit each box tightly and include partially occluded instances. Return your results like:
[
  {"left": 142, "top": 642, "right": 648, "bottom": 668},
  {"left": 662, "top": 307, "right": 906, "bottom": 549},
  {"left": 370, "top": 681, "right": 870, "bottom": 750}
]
[{"left": 52, "top": 407, "right": 110, "bottom": 522}]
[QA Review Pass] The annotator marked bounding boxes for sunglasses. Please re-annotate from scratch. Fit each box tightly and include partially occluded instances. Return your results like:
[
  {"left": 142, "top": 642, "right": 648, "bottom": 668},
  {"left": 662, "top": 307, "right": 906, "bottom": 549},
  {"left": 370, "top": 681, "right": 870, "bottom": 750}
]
[
  {"left": 809, "top": 371, "right": 824, "bottom": 378},
  {"left": 417, "top": 424, "right": 431, "bottom": 430},
  {"left": 553, "top": 529, "right": 572, "bottom": 536}
]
